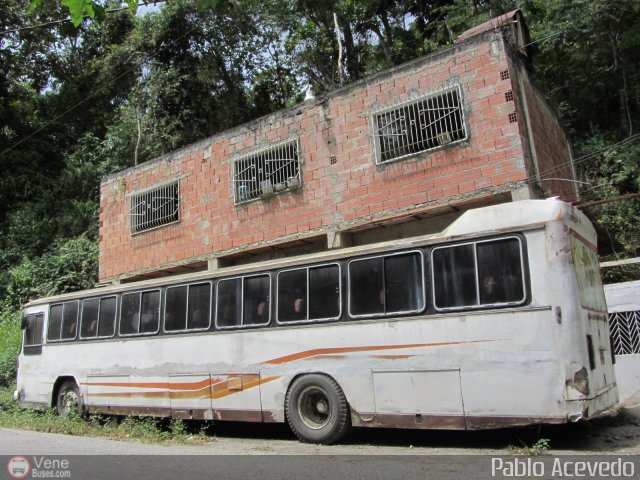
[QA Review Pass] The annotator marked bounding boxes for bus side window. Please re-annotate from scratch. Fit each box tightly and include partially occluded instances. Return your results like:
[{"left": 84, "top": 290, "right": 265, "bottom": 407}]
[
  {"left": 81, "top": 298, "right": 99, "bottom": 339},
  {"left": 217, "top": 279, "right": 241, "bottom": 328},
  {"left": 48, "top": 304, "right": 63, "bottom": 341},
  {"left": 165, "top": 286, "right": 187, "bottom": 331},
  {"left": 476, "top": 239, "right": 524, "bottom": 305},
  {"left": 278, "top": 269, "right": 307, "bottom": 322},
  {"left": 432, "top": 244, "right": 477, "bottom": 309},
  {"left": 243, "top": 275, "right": 270, "bottom": 326},
  {"left": 308, "top": 264, "right": 340, "bottom": 320},
  {"left": 349, "top": 257, "right": 384, "bottom": 316},
  {"left": 140, "top": 291, "right": 160, "bottom": 333},
  {"left": 120, "top": 293, "right": 141, "bottom": 335},
  {"left": 187, "top": 283, "right": 211, "bottom": 330},
  {"left": 384, "top": 253, "right": 424, "bottom": 313},
  {"left": 24, "top": 313, "right": 44, "bottom": 353},
  {"left": 432, "top": 237, "right": 526, "bottom": 310},
  {"left": 98, "top": 297, "right": 117, "bottom": 337},
  {"left": 349, "top": 252, "right": 424, "bottom": 317},
  {"left": 61, "top": 301, "right": 79, "bottom": 341}
]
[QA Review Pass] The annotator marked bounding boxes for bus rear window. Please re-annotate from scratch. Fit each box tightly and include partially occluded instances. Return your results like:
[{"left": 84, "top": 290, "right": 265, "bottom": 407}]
[{"left": 432, "top": 237, "right": 525, "bottom": 310}]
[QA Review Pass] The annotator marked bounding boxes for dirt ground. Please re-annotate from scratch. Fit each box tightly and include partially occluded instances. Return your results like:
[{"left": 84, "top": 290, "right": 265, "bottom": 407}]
[{"left": 165, "top": 400, "right": 640, "bottom": 455}]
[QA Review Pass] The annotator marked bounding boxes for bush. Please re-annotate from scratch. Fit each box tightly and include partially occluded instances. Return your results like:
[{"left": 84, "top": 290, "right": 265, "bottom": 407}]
[
  {"left": 0, "top": 234, "right": 98, "bottom": 387},
  {"left": 4, "top": 234, "right": 98, "bottom": 311},
  {"left": 0, "top": 310, "right": 22, "bottom": 387}
]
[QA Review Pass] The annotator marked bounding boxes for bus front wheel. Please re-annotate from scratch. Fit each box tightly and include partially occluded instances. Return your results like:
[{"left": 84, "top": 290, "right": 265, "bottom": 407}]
[
  {"left": 285, "top": 374, "right": 351, "bottom": 444},
  {"left": 55, "top": 380, "right": 83, "bottom": 417}
]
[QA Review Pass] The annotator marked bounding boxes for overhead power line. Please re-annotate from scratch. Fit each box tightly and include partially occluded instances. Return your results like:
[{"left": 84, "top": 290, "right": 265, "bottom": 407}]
[
  {"left": 0, "top": 1, "right": 167, "bottom": 36},
  {"left": 574, "top": 192, "right": 640, "bottom": 209}
]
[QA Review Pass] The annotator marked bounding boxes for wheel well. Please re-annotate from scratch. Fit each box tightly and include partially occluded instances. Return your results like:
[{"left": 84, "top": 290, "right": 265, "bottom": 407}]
[{"left": 51, "top": 376, "right": 78, "bottom": 408}]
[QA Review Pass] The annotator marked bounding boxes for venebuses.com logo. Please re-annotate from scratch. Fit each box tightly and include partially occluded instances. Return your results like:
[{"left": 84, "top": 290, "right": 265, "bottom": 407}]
[
  {"left": 6, "top": 456, "right": 72, "bottom": 479},
  {"left": 7, "top": 456, "right": 30, "bottom": 479}
]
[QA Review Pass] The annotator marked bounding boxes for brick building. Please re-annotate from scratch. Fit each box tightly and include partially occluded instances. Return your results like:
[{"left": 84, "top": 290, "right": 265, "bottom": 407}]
[{"left": 99, "top": 10, "right": 577, "bottom": 284}]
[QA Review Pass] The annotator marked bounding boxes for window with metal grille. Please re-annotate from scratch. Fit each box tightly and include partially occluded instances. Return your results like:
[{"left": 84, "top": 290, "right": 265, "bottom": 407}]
[
  {"left": 372, "top": 85, "right": 467, "bottom": 164},
  {"left": 233, "top": 139, "right": 301, "bottom": 204},
  {"left": 130, "top": 181, "right": 179, "bottom": 234}
]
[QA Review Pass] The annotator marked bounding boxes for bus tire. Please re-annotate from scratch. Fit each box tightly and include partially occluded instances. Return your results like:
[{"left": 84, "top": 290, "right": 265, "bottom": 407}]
[
  {"left": 285, "top": 374, "right": 351, "bottom": 444},
  {"left": 55, "top": 380, "right": 83, "bottom": 417}
]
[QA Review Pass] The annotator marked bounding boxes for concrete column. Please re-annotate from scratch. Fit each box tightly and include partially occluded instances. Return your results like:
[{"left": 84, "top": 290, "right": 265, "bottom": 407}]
[{"left": 327, "top": 231, "right": 352, "bottom": 249}]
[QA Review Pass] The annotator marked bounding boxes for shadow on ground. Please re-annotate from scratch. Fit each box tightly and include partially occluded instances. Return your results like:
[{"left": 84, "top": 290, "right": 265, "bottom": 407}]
[{"left": 199, "top": 407, "right": 640, "bottom": 453}]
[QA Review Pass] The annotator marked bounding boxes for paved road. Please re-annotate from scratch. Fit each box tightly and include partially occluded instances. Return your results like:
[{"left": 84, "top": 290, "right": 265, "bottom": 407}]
[
  {"left": 0, "top": 428, "right": 491, "bottom": 480},
  {"left": 1, "top": 414, "right": 639, "bottom": 480}
]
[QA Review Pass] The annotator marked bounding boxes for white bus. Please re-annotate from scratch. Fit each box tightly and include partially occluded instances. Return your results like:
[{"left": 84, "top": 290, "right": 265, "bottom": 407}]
[{"left": 15, "top": 199, "right": 618, "bottom": 444}]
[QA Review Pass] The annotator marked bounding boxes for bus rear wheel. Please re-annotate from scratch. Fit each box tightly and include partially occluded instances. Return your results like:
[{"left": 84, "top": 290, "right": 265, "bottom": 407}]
[
  {"left": 55, "top": 380, "right": 83, "bottom": 417},
  {"left": 285, "top": 374, "right": 350, "bottom": 444}
]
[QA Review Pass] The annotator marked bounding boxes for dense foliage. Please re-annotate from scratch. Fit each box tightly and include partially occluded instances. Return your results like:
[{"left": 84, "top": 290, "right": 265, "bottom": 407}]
[{"left": 0, "top": 0, "right": 638, "bottom": 384}]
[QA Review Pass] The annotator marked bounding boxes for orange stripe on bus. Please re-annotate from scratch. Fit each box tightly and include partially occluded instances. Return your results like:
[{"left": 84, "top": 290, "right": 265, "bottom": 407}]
[
  {"left": 262, "top": 341, "right": 483, "bottom": 365},
  {"left": 89, "top": 375, "right": 281, "bottom": 400}
]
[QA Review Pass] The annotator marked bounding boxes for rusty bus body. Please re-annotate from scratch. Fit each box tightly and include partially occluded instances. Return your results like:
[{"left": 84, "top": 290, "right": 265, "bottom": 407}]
[{"left": 15, "top": 199, "right": 618, "bottom": 443}]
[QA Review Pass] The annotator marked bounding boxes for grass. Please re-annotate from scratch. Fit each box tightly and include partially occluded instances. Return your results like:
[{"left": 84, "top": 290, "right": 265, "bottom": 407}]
[
  {"left": 0, "top": 385, "right": 215, "bottom": 446},
  {"left": 507, "top": 437, "right": 551, "bottom": 456}
]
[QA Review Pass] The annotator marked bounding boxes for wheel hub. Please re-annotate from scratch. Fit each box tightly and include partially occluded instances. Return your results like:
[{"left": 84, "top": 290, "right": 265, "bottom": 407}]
[{"left": 298, "top": 386, "right": 332, "bottom": 430}]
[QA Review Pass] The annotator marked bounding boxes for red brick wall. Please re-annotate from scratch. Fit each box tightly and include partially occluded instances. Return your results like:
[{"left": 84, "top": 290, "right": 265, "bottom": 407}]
[
  {"left": 519, "top": 70, "right": 578, "bottom": 203},
  {"left": 99, "top": 34, "right": 544, "bottom": 282}
]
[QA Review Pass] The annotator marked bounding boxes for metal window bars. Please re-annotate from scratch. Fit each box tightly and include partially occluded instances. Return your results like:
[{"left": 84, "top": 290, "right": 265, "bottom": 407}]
[
  {"left": 130, "top": 181, "right": 180, "bottom": 234},
  {"left": 372, "top": 84, "right": 467, "bottom": 164},
  {"left": 609, "top": 310, "right": 640, "bottom": 355},
  {"left": 233, "top": 139, "right": 301, "bottom": 204}
]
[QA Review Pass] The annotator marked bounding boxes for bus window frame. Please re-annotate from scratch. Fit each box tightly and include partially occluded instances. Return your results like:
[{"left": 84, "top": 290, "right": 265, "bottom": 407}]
[
  {"left": 276, "top": 262, "right": 342, "bottom": 325},
  {"left": 430, "top": 235, "right": 527, "bottom": 312},
  {"left": 79, "top": 295, "right": 118, "bottom": 341},
  {"left": 118, "top": 289, "right": 162, "bottom": 337},
  {"left": 347, "top": 249, "right": 426, "bottom": 320},
  {"left": 23, "top": 313, "right": 44, "bottom": 355},
  {"left": 215, "top": 273, "right": 271, "bottom": 330},
  {"left": 47, "top": 301, "right": 79, "bottom": 343},
  {"left": 162, "top": 281, "right": 213, "bottom": 334}
]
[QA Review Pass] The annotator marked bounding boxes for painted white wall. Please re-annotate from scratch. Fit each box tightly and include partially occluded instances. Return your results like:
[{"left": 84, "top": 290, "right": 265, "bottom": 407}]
[{"left": 605, "top": 281, "right": 640, "bottom": 404}]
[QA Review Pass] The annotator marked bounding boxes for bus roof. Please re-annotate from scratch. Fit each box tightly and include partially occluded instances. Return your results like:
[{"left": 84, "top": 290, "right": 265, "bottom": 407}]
[{"left": 25, "top": 198, "right": 585, "bottom": 307}]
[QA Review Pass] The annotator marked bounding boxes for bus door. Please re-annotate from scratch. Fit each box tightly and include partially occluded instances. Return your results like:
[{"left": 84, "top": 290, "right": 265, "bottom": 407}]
[{"left": 17, "top": 312, "right": 49, "bottom": 406}]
